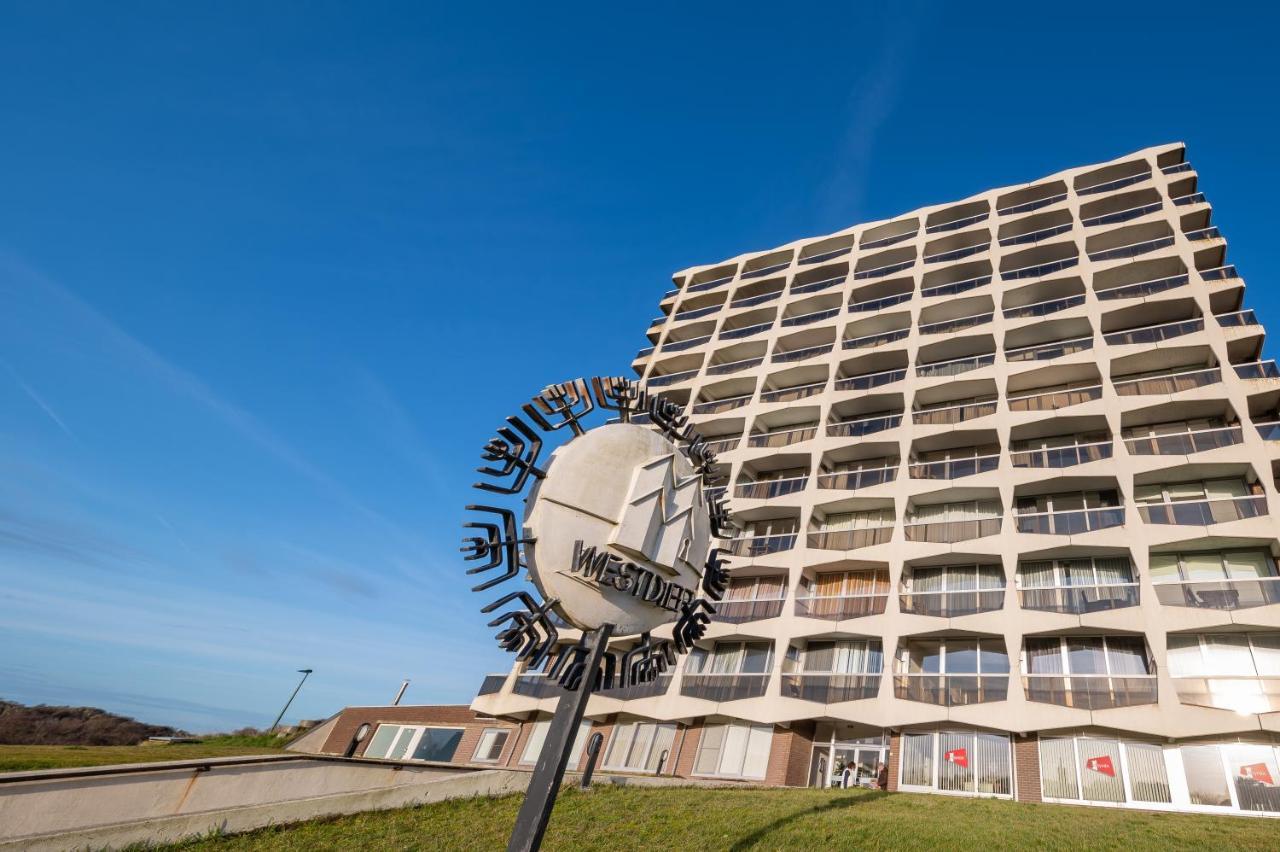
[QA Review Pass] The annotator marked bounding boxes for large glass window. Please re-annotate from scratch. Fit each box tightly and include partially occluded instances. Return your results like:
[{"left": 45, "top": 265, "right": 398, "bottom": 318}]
[
  {"left": 1149, "top": 550, "right": 1278, "bottom": 583},
  {"left": 802, "top": 639, "right": 883, "bottom": 674},
  {"left": 1182, "top": 745, "right": 1232, "bottom": 807},
  {"left": 694, "top": 723, "right": 773, "bottom": 780},
  {"left": 362, "top": 724, "right": 464, "bottom": 763},
  {"left": 1039, "top": 736, "right": 1170, "bottom": 804},
  {"left": 687, "top": 641, "right": 774, "bottom": 675},
  {"left": 472, "top": 728, "right": 510, "bottom": 763},
  {"left": 899, "top": 730, "right": 1011, "bottom": 796},
  {"left": 604, "top": 721, "right": 676, "bottom": 773}
]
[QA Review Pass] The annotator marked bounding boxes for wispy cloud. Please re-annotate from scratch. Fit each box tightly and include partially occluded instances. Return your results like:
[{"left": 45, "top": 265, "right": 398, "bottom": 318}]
[{"left": 2, "top": 360, "right": 77, "bottom": 441}]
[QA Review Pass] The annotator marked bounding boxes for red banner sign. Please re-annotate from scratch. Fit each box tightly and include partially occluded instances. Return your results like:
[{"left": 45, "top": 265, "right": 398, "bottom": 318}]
[
  {"left": 1240, "top": 763, "right": 1275, "bottom": 785},
  {"left": 944, "top": 748, "right": 968, "bottom": 768},
  {"left": 1085, "top": 756, "right": 1115, "bottom": 777}
]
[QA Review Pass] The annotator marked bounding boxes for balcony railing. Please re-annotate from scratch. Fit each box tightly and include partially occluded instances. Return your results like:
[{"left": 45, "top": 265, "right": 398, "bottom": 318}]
[
  {"left": 999, "top": 222, "right": 1072, "bottom": 247},
  {"left": 1186, "top": 226, "right": 1222, "bottom": 242},
  {"left": 849, "top": 291, "right": 912, "bottom": 313},
  {"left": 1235, "top": 360, "right": 1280, "bottom": 380},
  {"left": 1024, "top": 675, "right": 1157, "bottom": 709},
  {"left": 743, "top": 261, "right": 791, "bottom": 279},
  {"left": 1081, "top": 200, "right": 1162, "bottom": 228},
  {"left": 1003, "top": 293, "right": 1085, "bottom": 319},
  {"left": 731, "top": 290, "right": 782, "bottom": 309},
  {"left": 1123, "top": 425, "right": 1241, "bottom": 455},
  {"left": 1217, "top": 309, "right": 1259, "bottom": 328},
  {"left": 772, "top": 343, "right": 833, "bottom": 364},
  {"left": 1077, "top": 171, "right": 1150, "bottom": 196},
  {"left": 1171, "top": 677, "right": 1280, "bottom": 714},
  {"left": 854, "top": 259, "right": 915, "bottom": 280},
  {"left": 827, "top": 414, "right": 903, "bottom": 437},
  {"left": 706, "top": 356, "right": 764, "bottom": 376},
  {"left": 806, "top": 527, "right": 894, "bottom": 550},
  {"left": 1002, "top": 255, "right": 1079, "bottom": 281},
  {"left": 781, "top": 673, "right": 881, "bottom": 703},
  {"left": 760, "top": 382, "right": 825, "bottom": 403},
  {"left": 704, "top": 436, "right": 740, "bottom": 455},
  {"left": 1005, "top": 335, "right": 1093, "bottom": 363},
  {"left": 1257, "top": 420, "right": 1280, "bottom": 441},
  {"left": 748, "top": 426, "right": 817, "bottom": 448},
  {"left": 817, "top": 465, "right": 897, "bottom": 490},
  {"left": 926, "top": 212, "right": 988, "bottom": 234},
  {"left": 998, "top": 192, "right": 1067, "bottom": 216},
  {"left": 724, "top": 533, "right": 797, "bottom": 557},
  {"left": 647, "top": 369, "right": 698, "bottom": 387},
  {"left": 673, "top": 305, "right": 722, "bottom": 322},
  {"left": 735, "top": 476, "right": 808, "bottom": 500},
  {"left": 861, "top": 230, "right": 916, "bottom": 250},
  {"left": 1096, "top": 272, "right": 1189, "bottom": 301},
  {"left": 1161, "top": 162, "right": 1193, "bottom": 175},
  {"left": 903, "top": 517, "right": 1002, "bottom": 543},
  {"left": 791, "top": 274, "right": 846, "bottom": 295},
  {"left": 635, "top": 345, "right": 655, "bottom": 359},
  {"left": 835, "top": 367, "right": 906, "bottom": 392},
  {"left": 916, "top": 353, "right": 995, "bottom": 379},
  {"left": 720, "top": 321, "right": 774, "bottom": 341},
  {"left": 912, "top": 399, "right": 997, "bottom": 425},
  {"left": 894, "top": 674, "right": 1008, "bottom": 705},
  {"left": 782, "top": 307, "right": 841, "bottom": 328},
  {"left": 1154, "top": 577, "right": 1280, "bottom": 611},
  {"left": 1103, "top": 316, "right": 1202, "bottom": 346},
  {"left": 597, "top": 674, "right": 673, "bottom": 701},
  {"left": 1010, "top": 440, "right": 1112, "bottom": 469},
  {"left": 919, "top": 312, "right": 992, "bottom": 335},
  {"left": 844, "top": 328, "right": 909, "bottom": 350},
  {"left": 909, "top": 454, "right": 999, "bottom": 480},
  {"left": 1138, "top": 495, "right": 1267, "bottom": 525},
  {"left": 1018, "top": 583, "right": 1139, "bottom": 614},
  {"left": 680, "top": 673, "right": 771, "bottom": 701},
  {"left": 1173, "top": 192, "right": 1206, "bottom": 206},
  {"left": 799, "top": 246, "right": 852, "bottom": 265},
  {"left": 713, "top": 598, "right": 787, "bottom": 624},
  {"left": 513, "top": 674, "right": 567, "bottom": 699},
  {"left": 794, "top": 593, "right": 888, "bottom": 620},
  {"left": 662, "top": 334, "right": 711, "bottom": 352},
  {"left": 1200, "top": 264, "right": 1239, "bottom": 282},
  {"left": 898, "top": 589, "right": 1004, "bottom": 617},
  {"left": 688, "top": 274, "right": 735, "bottom": 293},
  {"left": 1113, "top": 366, "right": 1219, "bottom": 396},
  {"left": 924, "top": 243, "right": 989, "bottom": 265},
  {"left": 691, "top": 394, "right": 752, "bottom": 415},
  {"left": 1014, "top": 507, "right": 1124, "bottom": 535},
  {"left": 477, "top": 674, "right": 508, "bottom": 696},
  {"left": 1008, "top": 384, "right": 1102, "bottom": 411},
  {"left": 921, "top": 274, "right": 992, "bottom": 299}
]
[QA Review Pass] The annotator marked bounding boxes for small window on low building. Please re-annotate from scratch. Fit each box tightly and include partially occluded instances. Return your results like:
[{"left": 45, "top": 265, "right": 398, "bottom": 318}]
[{"left": 473, "top": 728, "right": 510, "bottom": 763}]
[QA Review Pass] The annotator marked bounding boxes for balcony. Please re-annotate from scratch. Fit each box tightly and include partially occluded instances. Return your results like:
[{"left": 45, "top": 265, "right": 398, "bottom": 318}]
[
  {"left": 1003, "top": 293, "right": 1085, "bottom": 319},
  {"left": 687, "top": 272, "right": 735, "bottom": 293},
  {"left": 1002, "top": 256, "right": 1078, "bottom": 281},
  {"left": 924, "top": 242, "right": 989, "bottom": 265},
  {"left": 861, "top": 220, "right": 919, "bottom": 249},
  {"left": 1235, "top": 360, "right": 1280, "bottom": 380},
  {"left": 794, "top": 592, "right": 888, "bottom": 620},
  {"left": 724, "top": 533, "right": 797, "bottom": 557},
  {"left": 1171, "top": 677, "right": 1280, "bottom": 714},
  {"left": 919, "top": 312, "right": 992, "bottom": 335},
  {"left": 673, "top": 304, "right": 723, "bottom": 322},
  {"left": 849, "top": 290, "right": 913, "bottom": 314},
  {"left": 680, "top": 673, "right": 771, "bottom": 701},
  {"left": 731, "top": 290, "right": 783, "bottom": 309},
  {"left": 1006, "top": 335, "right": 1093, "bottom": 363},
  {"left": 513, "top": 674, "right": 567, "bottom": 699},
  {"left": 844, "top": 328, "right": 909, "bottom": 350},
  {"left": 713, "top": 598, "right": 787, "bottom": 624},
  {"left": 706, "top": 356, "right": 764, "bottom": 376},
  {"left": 835, "top": 367, "right": 906, "bottom": 392},
  {"left": 1154, "top": 578, "right": 1280, "bottom": 610},
  {"left": 854, "top": 259, "right": 915, "bottom": 280},
  {"left": 1124, "top": 425, "right": 1242, "bottom": 455},
  {"left": 894, "top": 674, "right": 1008, "bottom": 705},
  {"left": 635, "top": 345, "right": 655, "bottom": 359},
  {"left": 735, "top": 476, "right": 809, "bottom": 500},
  {"left": 692, "top": 393, "right": 753, "bottom": 415},
  {"left": 1015, "top": 507, "right": 1124, "bottom": 535},
  {"left": 904, "top": 517, "right": 1001, "bottom": 543},
  {"left": 921, "top": 272, "right": 992, "bottom": 299},
  {"left": 772, "top": 343, "right": 834, "bottom": 364},
  {"left": 760, "top": 381, "right": 825, "bottom": 404},
  {"left": 1200, "top": 264, "right": 1239, "bottom": 282},
  {"left": 926, "top": 210, "right": 989, "bottom": 234},
  {"left": 477, "top": 674, "right": 507, "bottom": 696},
  {"left": 791, "top": 272, "right": 847, "bottom": 296},
  {"left": 1186, "top": 226, "right": 1222, "bottom": 242},
  {"left": 909, "top": 454, "right": 999, "bottom": 480},
  {"left": 720, "top": 320, "right": 774, "bottom": 341},
  {"left": 916, "top": 353, "right": 995, "bottom": 379},
  {"left": 1019, "top": 583, "right": 1139, "bottom": 614},
  {"left": 748, "top": 425, "right": 817, "bottom": 448},
  {"left": 648, "top": 368, "right": 699, "bottom": 388},
  {"left": 998, "top": 190, "right": 1067, "bottom": 217},
  {"left": 1008, "top": 384, "right": 1102, "bottom": 411},
  {"left": 1138, "top": 495, "right": 1266, "bottom": 525},
  {"left": 799, "top": 243, "right": 854, "bottom": 266},
  {"left": 913, "top": 398, "right": 997, "bottom": 425},
  {"left": 1103, "top": 316, "right": 1203, "bottom": 346},
  {"left": 597, "top": 674, "right": 673, "bottom": 701},
  {"left": 1081, "top": 200, "right": 1162, "bottom": 228},
  {"left": 781, "top": 673, "right": 880, "bottom": 703},
  {"left": 1076, "top": 170, "right": 1150, "bottom": 196},
  {"left": 1010, "top": 440, "right": 1112, "bottom": 469},
  {"left": 704, "top": 436, "right": 740, "bottom": 455},
  {"left": 1096, "top": 272, "right": 1189, "bottom": 301},
  {"left": 1217, "top": 309, "right": 1259, "bottom": 328},
  {"left": 782, "top": 306, "right": 841, "bottom": 328},
  {"left": 1162, "top": 162, "right": 1193, "bottom": 175},
  {"left": 1173, "top": 192, "right": 1206, "bottom": 206},
  {"left": 999, "top": 221, "right": 1072, "bottom": 247},
  {"left": 827, "top": 413, "right": 903, "bottom": 438},
  {"left": 1113, "top": 366, "right": 1219, "bottom": 396},
  {"left": 663, "top": 334, "right": 712, "bottom": 353},
  {"left": 898, "top": 589, "right": 1004, "bottom": 618},
  {"left": 807, "top": 527, "right": 894, "bottom": 550},
  {"left": 1023, "top": 675, "right": 1157, "bottom": 709},
  {"left": 818, "top": 465, "right": 897, "bottom": 490}
]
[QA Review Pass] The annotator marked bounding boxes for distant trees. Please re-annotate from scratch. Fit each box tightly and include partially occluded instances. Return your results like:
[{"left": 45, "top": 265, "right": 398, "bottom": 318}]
[{"left": 0, "top": 699, "right": 183, "bottom": 745}]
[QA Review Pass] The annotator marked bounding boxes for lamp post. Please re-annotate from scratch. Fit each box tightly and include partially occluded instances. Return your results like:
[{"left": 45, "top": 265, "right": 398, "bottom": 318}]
[{"left": 270, "top": 668, "right": 313, "bottom": 732}]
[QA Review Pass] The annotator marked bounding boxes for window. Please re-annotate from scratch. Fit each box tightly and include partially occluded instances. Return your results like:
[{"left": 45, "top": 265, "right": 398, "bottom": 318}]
[
  {"left": 725, "top": 576, "right": 786, "bottom": 602},
  {"left": 1149, "top": 550, "right": 1278, "bottom": 584},
  {"left": 694, "top": 723, "right": 773, "bottom": 779},
  {"left": 1182, "top": 745, "right": 1231, "bottom": 807},
  {"left": 900, "top": 638, "right": 1009, "bottom": 675},
  {"left": 362, "top": 724, "right": 464, "bottom": 763},
  {"left": 520, "top": 720, "right": 551, "bottom": 765},
  {"left": 603, "top": 721, "right": 677, "bottom": 773},
  {"left": 687, "top": 641, "right": 773, "bottom": 675},
  {"left": 907, "top": 500, "right": 1002, "bottom": 524},
  {"left": 819, "top": 508, "right": 895, "bottom": 531},
  {"left": 899, "top": 730, "right": 1011, "bottom": 796},
  {"left": 1015, "top": 489, "right": 1119, "bottom": 514},
  {"left": 802, "top": 569, "right": 889, "bottom": 598},
  {"left": 801, "top": 639, "right": 883, "bottom": 674},
  {"left": 1024, "top": 636, "right": 1151, "bottom": 676},
  {"left": 1134, "top": 478, "right": 1253, "bottom": 504},
  {"left": 1039, "top": 736, "right": 1171, "bottom": 804},
  {"left": 1017, "top": 557, "right": 1134, "bottom": 589},
  {"left": 905, "top": 564, "right": 1004, "bottom": 593},
  {"left": 472, "top": 728, "right": 510, "bottom": 763}
]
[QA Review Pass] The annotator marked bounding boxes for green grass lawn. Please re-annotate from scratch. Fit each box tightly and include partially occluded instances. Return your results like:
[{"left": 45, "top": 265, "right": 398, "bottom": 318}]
[
  {"left": 0, "top": 734, "right": 286, "bottom": 773},
  {"left": 154, "top": 785, "right": 1278, "bottom": 851}
]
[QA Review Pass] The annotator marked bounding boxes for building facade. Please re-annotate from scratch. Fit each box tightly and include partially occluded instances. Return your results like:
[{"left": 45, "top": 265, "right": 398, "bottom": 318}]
[{"left": 467, "top": 143, "right": 1280, "bottom": 816}]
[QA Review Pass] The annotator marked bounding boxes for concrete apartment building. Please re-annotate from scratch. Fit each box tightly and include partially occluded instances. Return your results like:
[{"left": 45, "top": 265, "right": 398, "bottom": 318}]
[{"left": 335, "top": 144, "right": 1280, "bottom": 816}]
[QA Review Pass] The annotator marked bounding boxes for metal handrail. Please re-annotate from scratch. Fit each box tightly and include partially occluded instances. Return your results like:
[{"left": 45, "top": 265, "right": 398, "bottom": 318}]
[
  {"left": 1136, "top": 494, "right": 1267, "bottom": 525},
  {"left": 706, "top": 356, "right": 764, "bottom": 376},
  {"left": 1095, "top": 272, "right": 1189, "bottom": 301},
  {"left": 760, "top": 381, "right": 826, "bottom": 403},
  {"left": 849, "top": 291, "right": 912, "bottom": 313},
  {"left": 1122, "top": 425, "right": 1240, "bottom": 453},
  {"left": 662, "top": 334, "right": 711, "bottom": 352},
  {"left": 799, "top": 246, "right": 853, "bottom": 265},
  {"left": 735, "top": 476, "right": 810, "bottom": 499},
  {"left": 673, "top": 304, "right": 723, "bottom": 322},
  {"left": 908, "top": 454, "right": 999, "bottom": 479},
  {"left": 1009, "top": 440, "right": 1112, "bottom": 468},
  {"left": 999, "top": 222, "right": 1072, "bottom": 247},
  {"left": 1005, "top": 335, "right": 1093, "bottom": 361},
  {"left": 647, "top": 369, "right": 699, "bottom": 387},
  {"left": 688, "top": 274, "right": 735, "bottom": 293},
  {"left": 920, "top": 274, "right": 992, "bottom": 298},
  {"left": 835, "top": 367, "right": 907, "bottom": 391},
  {"left": 844, "top": 328, "right": 909, "bottom": 349},
  {"left": 691, "top": 393, "right": 753, "bottom": 414},
  {"left": 1216, "top": 309, "right": 1259, "bottom": 327},
  {"left": 1173, "top": 192, "right": 1206, "bottom": 206},
  {"left": 742, "top": 260, "right": 791, "bottom": 279},
  {"left": 1103, "top": 316, "right": 1202, "bottom": 345},
  {"left": 1113, "top": 366, "right": 1219, "bottom": 395},
  {"left": 748, "top": 425, "right": 817, "bottom": 447},
  {"left": 861, "top": 229, "right": 917, "bottom": 250},
  {"left": 817, "top": 464, "right": 898, "bottom": 490},
  {"left": 1001, "top": 255, "right": 1079, "bottom": 280},
  {"left": 1014, "top": 506, "right": 1124, "bottom": 534},
  {"left": 853, "top": 259, "right": 915, "bottom": 280},
  {"left": 790, "top": 274, "right": 846, "bottom": 295},
  {"left": 1185, "top": 226, "right": 1222, "bottom": 241},
  {"left": 826, "top": 414, "right": 903, "bottom": 437},
  {"left": 772, "top": 343, "right": 833, "bottom": 363},
  {"left": 1161, "top": 162, "right": 1192, "bottom": 175},
  {"left": 912, "top": 398, "right": 998, "bottom": 424},
  {"left": 998, "top": 192, "right": 1068, "bottom": 216},
  {"left": 731, "top": 290, "right": 783, "bottom": 309},
  {"left": 1199, "top": 265, "right": 1239, "bottom": 281},
  {"left": 1003, "top": 293, "right": 1085, "bottom": 319},
  {"left": 926, "top": 211, "right": 988, "bottom": 233},
  {"left": 916, "top": 352, "right": 995, "bottom": 378},
  {"left": 1007, "top": 384, "right": 1102, "bottom": 410},
  {"left": 1235, "top": 360, "right": 1280, "bottom": 379},
  {"left": 923, "top": 242, "right": 989, "bottom": 264},
  {"left": 1088, "top": 235, "right": 1175, "bottom": 263},
  {"left": 719, "top": 320, "right": 774, "bottom": 340},
  {"left": 1081, "top": 200, "right": 1162, "bottom": 228},
  {"left": 919, "top": 311, "right": 992, "bottom": 335},
  {"left": 1076, "top": 170, "right": 1151, "bottom": 196},
  {"left": 781, "top": 306, "right": 841, "bottom": 328}
]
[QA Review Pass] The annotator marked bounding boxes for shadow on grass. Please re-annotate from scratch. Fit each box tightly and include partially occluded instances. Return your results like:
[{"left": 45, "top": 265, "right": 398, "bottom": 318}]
[{"left": 727, "top": 791, "right": 889, "bottom": 851}]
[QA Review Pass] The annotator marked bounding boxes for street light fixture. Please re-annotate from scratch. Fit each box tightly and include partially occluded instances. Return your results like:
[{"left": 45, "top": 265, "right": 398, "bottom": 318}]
[{"left": 270, "top": 668, "right": 313, "bottom": 732}]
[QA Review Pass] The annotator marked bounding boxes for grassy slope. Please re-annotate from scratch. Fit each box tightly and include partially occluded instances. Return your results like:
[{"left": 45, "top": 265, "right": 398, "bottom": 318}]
[
  {"left": 157, "top": 785, "right": 1278, "bottom": 852},
  {"left": 0, "top": 735, "right": 286, "bottom": 772}
]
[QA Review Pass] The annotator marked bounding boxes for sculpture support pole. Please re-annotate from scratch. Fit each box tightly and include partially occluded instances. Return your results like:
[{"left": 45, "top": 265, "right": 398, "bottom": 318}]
[{"left": 506, "top": 623, "right": 615, "bottom": 852}]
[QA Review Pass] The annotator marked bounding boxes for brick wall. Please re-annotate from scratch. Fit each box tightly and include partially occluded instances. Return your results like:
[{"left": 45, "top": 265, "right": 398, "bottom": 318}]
[
  {"left": 762, "top": 722, "right": 815, "bottom": 787},
  {"left": 319, "top": 705, "right": 519, "bottom": 768},
  {"left": 886, "top": 732, "right": 900, "bottom": 792},
  {"left": 673, "top": 720, "right": 703, "bottom": 778},
  {"left": 1013, "top": 735, "right": 1042, "bottom": 803}
]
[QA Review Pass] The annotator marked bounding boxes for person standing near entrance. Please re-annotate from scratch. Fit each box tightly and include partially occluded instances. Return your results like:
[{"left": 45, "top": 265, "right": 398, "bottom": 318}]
[
  {"left": 876, "top": 762, "right": 888, "bottom": 791},
  {"left": 841, "top": 763, "right": 852, "bottom": 789}
]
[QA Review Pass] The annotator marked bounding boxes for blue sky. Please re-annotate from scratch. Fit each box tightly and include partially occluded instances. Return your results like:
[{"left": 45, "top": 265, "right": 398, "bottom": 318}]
[{"left": 1, "top": 1, "right": 1277, "bottom": 731}]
